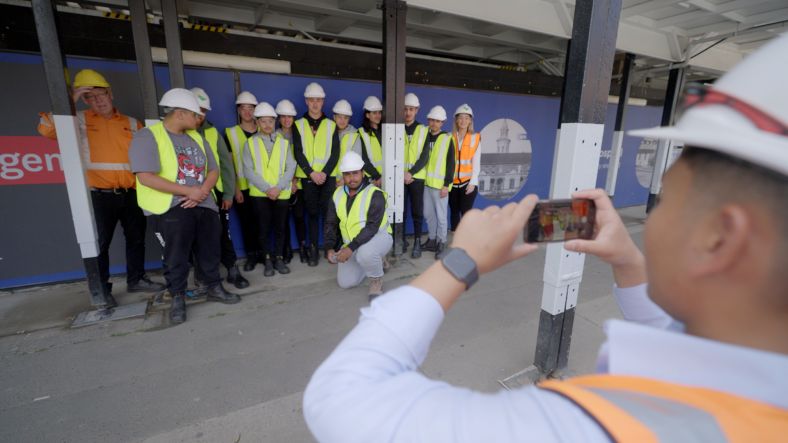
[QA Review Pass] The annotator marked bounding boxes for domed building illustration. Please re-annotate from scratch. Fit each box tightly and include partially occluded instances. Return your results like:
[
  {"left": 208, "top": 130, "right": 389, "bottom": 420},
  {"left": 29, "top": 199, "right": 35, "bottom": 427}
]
[{"left": 478, "top": 118, "right": 532, "bottom": 200}]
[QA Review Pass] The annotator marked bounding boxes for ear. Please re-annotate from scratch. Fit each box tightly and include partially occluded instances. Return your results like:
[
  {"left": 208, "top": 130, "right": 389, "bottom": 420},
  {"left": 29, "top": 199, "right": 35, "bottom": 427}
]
[{"left": 690, "top": 204, "right": 750, "bottom": 278}]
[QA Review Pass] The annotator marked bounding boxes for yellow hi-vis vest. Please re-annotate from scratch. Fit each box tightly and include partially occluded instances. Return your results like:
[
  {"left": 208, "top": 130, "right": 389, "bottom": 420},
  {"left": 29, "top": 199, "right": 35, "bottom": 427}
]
[
  {"left": 247, "top": 133, "right": 292, "bottom": 200},
  {"left": 333, "top": 184, "right": 391, "bottom": 247},
  {"left": 358, "top": 127, "right": 383, "bottom": 176},
  {"left": 225, "top": 125, "right": 251, "bottom": 191},
  {"left": 294, "top": 118, "right": 336, "bottom": 178},
  {"left": 136, "top": 122, "right": 208, "bottom": 215},
  {"left": 425, "top": 132, "right": 452, "bottom": 190},
  {"left": 204, "top": 126, "right": 222, "bottom": 193},
  {"left": 333, "top": 131, "right": 359, "bottom": 179},
  {"left": 539, "top": 374, "right": 788, "bottom": 443},
  {"left": 405, "top": 124, "right": 429, "bottom": 180}
]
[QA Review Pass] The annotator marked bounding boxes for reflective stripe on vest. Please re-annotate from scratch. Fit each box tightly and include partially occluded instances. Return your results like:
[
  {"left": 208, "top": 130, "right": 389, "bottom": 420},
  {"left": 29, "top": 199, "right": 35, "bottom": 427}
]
[
  {"left": 425, "top": 133, "right": 452, "bottom": 190},
  {"left": 204, "top": 126, "right": 222, "bottom": 193},
  {"left": 136, "top": 123, "right": 207, "bottom": 215},
  {"left": 406, "top": 124, "right": 429, "bottom": 180},
  {"left": 225, "top": 125, "right": 249, "bottom": 190},
  {"left": 453, "top": 132, "right": 480, "bottom": 185},
  {"left": 334, "top": 131, "right": 359, "bottom": 178},
  {"left": 76, "top": 110, "right": 136, "bottom": 171},
  {"left": 295, "top": 118, "right": 336, "bottom": 178},
  {"left": 333, "top": 184, "right": 391, "bottom": 246},
  {"left": 539, "top": 374, "right": 788, "bottom": 443},
  {"left": 358, "top": 128, "right": 383, "bottom": 175},
  {"left": 247, "top": 134, "right": 292, "bottom": 200}
]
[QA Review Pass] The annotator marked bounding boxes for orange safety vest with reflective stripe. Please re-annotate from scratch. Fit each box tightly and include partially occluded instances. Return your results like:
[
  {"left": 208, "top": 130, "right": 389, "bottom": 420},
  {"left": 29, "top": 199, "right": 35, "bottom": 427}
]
[
  {"left": 38, "top": 109, "right": 141, "bottom": 189},
  {"left": 452, "top": 131, "right": 480, "bottom": 185},
  {"left": 539, "top": 374, "right": 788, "bottom": 443}
]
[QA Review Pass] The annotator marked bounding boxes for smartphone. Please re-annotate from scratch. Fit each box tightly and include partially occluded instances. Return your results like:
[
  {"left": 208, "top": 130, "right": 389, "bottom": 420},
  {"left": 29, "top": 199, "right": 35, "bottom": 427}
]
[{"left": 525, "top": 198, "right": 596, "bottom": 243}]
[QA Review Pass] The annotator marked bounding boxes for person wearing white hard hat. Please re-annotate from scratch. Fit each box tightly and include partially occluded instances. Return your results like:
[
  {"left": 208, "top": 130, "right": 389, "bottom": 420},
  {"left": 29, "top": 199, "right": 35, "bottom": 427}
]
[
  {"left": 450, "top": 103, "right": 482, "bottom": 232},
  {"left": 418, "top": 105, "right": 455, "bottom": 260},
  {"left": 352, "top": 96, "right": 385, "bottom": 186},
  {"left": 324, "top": 151, "right": 392, "bottom": 300},
  {"left": 402, "top": 92, "right": 429, "bottom": 258},
  {"left": 242, "top": 102, "right": 296, "bottom": 277},
  {"left": 225, "top": 91, "right": 262, "bottom": 273},
  {"left": 293, "top": 82, "right": 342, "bottom": 266},
  {"left": 130, "top": 88, "right": 241, "bottom": 325},
  {"left": 330, "top": 99, "right": 358, "bottom": 187},
  {"left": 190, "top": 87, "right": 249, "bottom": 290},
  {"left": 36, "top": 69, "right": 164, "bottom": 307},
  {"left": 275, "top": 99, "right": 307, "bottom": 265},
  {"left": 304, "top": 35, "right": 788, "bottom": 442}
]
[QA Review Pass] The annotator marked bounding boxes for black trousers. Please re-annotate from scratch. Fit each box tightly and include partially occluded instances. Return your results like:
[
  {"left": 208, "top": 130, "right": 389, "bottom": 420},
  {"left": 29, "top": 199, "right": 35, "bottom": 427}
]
[
  {"left": 155, "top": 206, "right": 221, "bottom": 294},
  {"left": 285, "top": 189, "right": 306, "bottom": 249},
  {"left": 218, "top": 206, "right": 237, "bottom": 269},
  {"left": 449, "top": 183, "right": 478, "bottom": 231},
  {"left": 236, "top": 189, "right": 261, "bottom": 260},
  {"left": 91, "top": 189, "right": 147, "bottom": 285},
  {"left": 301, "top": 177, "right": 336, "bottom": 249},
  {"left": 252, "top": 197, "right": 290, "bottom": 259},
  {"left": 404, "top": 179, "right": 425, "bottom": 238}
]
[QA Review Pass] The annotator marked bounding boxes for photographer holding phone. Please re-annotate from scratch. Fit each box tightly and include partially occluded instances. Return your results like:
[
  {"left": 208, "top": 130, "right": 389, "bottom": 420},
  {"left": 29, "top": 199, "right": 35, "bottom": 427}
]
[{"left": 304, "top": 35, "right": 788, "bottom": 442}]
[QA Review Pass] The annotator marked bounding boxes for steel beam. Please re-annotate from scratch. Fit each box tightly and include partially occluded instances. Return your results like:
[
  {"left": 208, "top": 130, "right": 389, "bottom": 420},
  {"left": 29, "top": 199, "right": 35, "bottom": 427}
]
[
  {"left": 535, "top": 0, "right": 623, "bottom": 376},
  {"left": 382, "top": 0, "right": 407, "bottom": 257},
  {"left": 161, "top": 0, "right": 185, "bottom": 88},
  {"left": 647, "top": 67, "right": 685, "bottom": 212},
  {"left": 31, "top": 0, "right": 107, "bottom": 306},
  {"left": 129, "top": 0, "right": 160, "bottom": 125},
  {"left": 606, "top": 52, "right": 635, "bottom": 196}
]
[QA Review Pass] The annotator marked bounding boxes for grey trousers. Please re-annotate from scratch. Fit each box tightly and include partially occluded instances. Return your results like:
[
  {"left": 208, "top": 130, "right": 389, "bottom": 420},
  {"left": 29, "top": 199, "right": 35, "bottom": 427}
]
[
  {"left": 423, "top": 186, "right": 449, "bottom": 242},
  {"left": 337, "top": 231, "right": 393, "bottom": 289}
]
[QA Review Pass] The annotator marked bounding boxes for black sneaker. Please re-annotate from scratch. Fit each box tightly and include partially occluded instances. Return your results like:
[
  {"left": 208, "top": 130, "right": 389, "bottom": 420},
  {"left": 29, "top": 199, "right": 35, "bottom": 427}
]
[
  {"left": 226, "top": 265, "right": 250, "bottom": 289},
  {"left": 274, "top": 257, "right": 290, "bottom": 275},
  {"left": 263, "top": 258, "right": 275, "bottom": 277},
  {"left": 206, "top": 285, "right": 241, "bottom": 304},
  {"left": 127, "top": 275, "right": 166, "bottom": 293},
  {"left": 411, "top": 237, "right": 422, "bottom": 259},
  {"left": 308, "top": 245, "right": 319, "bottom": 267},
  {"left": 170, "top": 292, "right": 187, "bottom": 324}
]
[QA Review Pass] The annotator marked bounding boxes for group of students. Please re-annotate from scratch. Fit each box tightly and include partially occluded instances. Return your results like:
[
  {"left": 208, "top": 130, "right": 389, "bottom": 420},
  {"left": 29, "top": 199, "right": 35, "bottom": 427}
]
[{"left": 37, "top": 71, "right": 484, "bottom": 323}]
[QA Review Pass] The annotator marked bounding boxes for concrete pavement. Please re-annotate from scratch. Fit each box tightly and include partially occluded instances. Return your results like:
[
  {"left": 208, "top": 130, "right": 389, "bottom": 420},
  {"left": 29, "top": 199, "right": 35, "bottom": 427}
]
[{"left": 0, "top": 206, "right": 648, "bottom": 442}]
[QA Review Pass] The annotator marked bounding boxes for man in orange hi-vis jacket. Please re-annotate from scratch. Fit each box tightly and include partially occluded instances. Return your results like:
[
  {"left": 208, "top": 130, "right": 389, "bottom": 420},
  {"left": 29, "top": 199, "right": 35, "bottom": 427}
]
[
  {"left": 303, "top": 35, "right": 788, "bottom": 442},
  {"left": 38, "top": 69, "right": 164, "bottom": 307}
]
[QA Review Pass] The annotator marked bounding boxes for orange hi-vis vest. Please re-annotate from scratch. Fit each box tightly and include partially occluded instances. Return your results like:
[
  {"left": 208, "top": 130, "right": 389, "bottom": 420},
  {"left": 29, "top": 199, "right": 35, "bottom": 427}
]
[
  {"left": 539, "top": 374, "right": 788, "bottom": 443},
  {"left": 452, "top": 132, "right": 480, "bottom": 185}
]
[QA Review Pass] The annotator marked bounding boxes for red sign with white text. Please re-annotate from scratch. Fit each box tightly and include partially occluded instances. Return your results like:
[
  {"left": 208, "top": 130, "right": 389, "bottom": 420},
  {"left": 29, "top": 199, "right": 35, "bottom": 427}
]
[{"left": 0, "top": 136, "right": 66, "bottom": 185}]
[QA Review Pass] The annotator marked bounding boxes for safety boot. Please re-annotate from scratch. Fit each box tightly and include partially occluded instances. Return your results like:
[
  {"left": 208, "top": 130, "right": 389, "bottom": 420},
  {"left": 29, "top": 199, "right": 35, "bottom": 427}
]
[
  {"left": 263, "top": 257, "right": 275, "bottom": 277},
  {"left": 226, "top": 265, "right": 249, "bottom": 289},
  {"left": 368, "top": 277, "right": 384, "bottom": 302},
  {"left": 170, "top": 292, "right": 186, "bottom": 324},
  {"left": 308, "top": 245, "right": 319, "bottom": 267},
  {"left": 206, "top": 284, "right": 241, "bottom": 304},
  {"left": 410, "top": 237, "right": 422, "bottom": 259},
  {"left": 420, "top": 238, "right": 437, "bottom": 252},
  {"left": 243, "top": 253, "right": 257, "bottom": 272}
]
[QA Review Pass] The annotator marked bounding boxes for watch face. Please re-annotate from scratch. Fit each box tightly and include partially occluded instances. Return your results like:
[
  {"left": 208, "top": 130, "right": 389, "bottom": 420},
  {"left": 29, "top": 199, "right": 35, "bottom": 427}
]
[{"left": 444, "top": 248, "right": 476, "bottom": 281}]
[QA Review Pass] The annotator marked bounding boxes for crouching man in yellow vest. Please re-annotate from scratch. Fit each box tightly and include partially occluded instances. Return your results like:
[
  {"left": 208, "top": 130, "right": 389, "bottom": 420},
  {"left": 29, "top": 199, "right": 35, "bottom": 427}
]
[
  {"left": 242, "top": 102, "right": 296, "bottom": 278},
  {"left": 304, "top": 35, "right": 788, "bottom": 442},
  {"left": 324, "top": 151, "right": 392, "bottom": 301},
  {"left": 130, "top": 88, "right": 240, "bottom": 325}
]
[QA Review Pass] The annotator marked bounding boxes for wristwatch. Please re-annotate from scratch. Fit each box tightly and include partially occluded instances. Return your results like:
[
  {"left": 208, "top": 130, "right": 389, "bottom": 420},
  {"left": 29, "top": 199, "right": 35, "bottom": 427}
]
[{"left": 440, "top": 247, "right": 479, "bottom": 289}]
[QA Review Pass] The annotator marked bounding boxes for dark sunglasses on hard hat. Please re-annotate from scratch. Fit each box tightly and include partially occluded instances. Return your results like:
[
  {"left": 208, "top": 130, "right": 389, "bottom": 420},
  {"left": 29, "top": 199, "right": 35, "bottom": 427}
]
[{"left": 681, "top": 83, "right": 788, "bottom": 136}]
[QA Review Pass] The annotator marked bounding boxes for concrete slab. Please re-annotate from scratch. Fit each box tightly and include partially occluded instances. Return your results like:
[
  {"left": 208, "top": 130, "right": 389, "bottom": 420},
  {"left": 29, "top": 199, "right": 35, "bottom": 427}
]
[{"left": 0, "top": 206, "right": 650, "bottom": 442}]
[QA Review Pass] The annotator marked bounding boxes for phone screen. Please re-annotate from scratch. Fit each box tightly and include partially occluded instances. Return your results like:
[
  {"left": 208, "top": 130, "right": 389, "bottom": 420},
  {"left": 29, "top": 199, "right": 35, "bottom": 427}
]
[{"left": 525, "top": 198, "right": 596, "bottom": 243}]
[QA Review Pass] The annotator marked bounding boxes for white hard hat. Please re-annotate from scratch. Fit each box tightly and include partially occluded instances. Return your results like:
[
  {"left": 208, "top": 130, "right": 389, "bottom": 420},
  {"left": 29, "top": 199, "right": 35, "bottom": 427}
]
[
  {"left": 304, "top": 82, "right": 326, "bottom": 98},
  {"left": 454, "top": 103, "right": 473, "bottom": 117},
  {"left": 404, "top": 93, "right": 420, "bottom": 108},
  {"left": 190, "top": 87, "right": 211, "bottom": 111},
  {"left": 426, "top": 106, "right": 447, "bottom": 122},
  {"left": 363, "top": 96, "right": 383, "bottom": 112},
  {"left": 253, "top": 102, "right": 277, "bottom": 118},
  {"left": 339, "top": 151, "right": 365, "bottom": 173},
  {"left": 160, "top": 88, "right": 203, "bottom": 115},
  {"left": 236, "top": 91, "right": 258, "bottom": 106},
  {"left": 332, "top": 99, "right": 353, "bottom": 116},
  {"left": 630, "top": 34, "right": 788, "bottom": 177},
  {"left": 275, "top": 99, "right": 297, "bottom": 116}
]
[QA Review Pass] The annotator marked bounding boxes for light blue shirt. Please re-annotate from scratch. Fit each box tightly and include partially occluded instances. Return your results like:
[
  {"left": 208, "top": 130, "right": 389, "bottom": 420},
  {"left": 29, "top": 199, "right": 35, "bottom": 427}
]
[{"left": 304, "top": 283, "right": 788, "bottom": 442}]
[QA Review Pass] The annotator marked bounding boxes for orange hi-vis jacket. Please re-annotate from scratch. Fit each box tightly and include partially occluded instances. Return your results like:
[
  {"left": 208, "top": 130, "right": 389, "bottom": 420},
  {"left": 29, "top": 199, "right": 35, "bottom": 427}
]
[
  {"left": 539, "top": 374, "right": 788, "bottom": 443},
  {"left": 452, "top": 132, "right": 480, "bottom": 185},
  {"left": 38, "top": 109, "right": 142, "bottom": 189}
]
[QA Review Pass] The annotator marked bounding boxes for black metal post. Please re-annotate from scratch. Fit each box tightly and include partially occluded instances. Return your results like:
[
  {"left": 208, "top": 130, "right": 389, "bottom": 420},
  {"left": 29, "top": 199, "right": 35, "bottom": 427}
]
[
  {"left": 646, "top": 66, "right": 685, "bottom": 212},
  {"left": 161, "top": 0, "right": 185, "bottom": 89},
  {"left": 606, "top": 52, "right": 635, "bottom": 196},
  {"left": 129, "top": 0, "right": 159, "bottom": 121}
]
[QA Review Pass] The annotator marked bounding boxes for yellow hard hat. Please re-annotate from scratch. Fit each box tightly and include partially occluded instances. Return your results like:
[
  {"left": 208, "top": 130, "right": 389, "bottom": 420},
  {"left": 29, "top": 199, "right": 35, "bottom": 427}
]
[{"left": 73, "top": 69, "right": 110, "bottom": 88}]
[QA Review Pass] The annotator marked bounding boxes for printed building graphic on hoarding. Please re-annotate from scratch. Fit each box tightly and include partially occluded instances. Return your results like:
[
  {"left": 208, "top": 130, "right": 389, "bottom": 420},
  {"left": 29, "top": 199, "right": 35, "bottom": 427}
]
[
  {"left": 635, "top": 138, "right": 659, "bottom": 187},
  {"left": 478, "top": 118, "right": 532, "bottom": 200}
]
